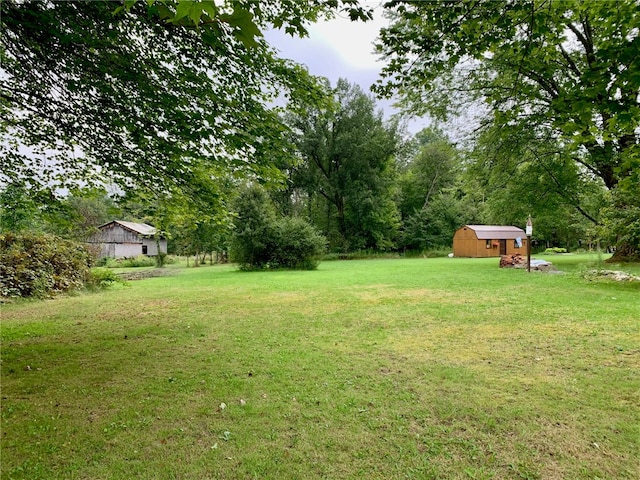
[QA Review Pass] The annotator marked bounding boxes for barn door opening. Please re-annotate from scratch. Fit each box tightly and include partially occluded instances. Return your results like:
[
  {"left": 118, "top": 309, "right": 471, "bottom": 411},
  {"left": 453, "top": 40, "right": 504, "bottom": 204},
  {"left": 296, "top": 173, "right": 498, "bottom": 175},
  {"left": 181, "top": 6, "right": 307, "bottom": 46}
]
[{"left": 499, "top": 239, "right": 507, "bottom": 255}]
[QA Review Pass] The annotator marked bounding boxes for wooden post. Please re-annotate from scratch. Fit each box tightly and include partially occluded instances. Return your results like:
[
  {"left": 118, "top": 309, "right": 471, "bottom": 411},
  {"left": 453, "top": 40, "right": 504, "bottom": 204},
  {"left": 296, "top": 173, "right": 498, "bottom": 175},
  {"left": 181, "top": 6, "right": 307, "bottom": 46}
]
[{"left": 526, "top": 216, "right": 533, "bottom": 273}]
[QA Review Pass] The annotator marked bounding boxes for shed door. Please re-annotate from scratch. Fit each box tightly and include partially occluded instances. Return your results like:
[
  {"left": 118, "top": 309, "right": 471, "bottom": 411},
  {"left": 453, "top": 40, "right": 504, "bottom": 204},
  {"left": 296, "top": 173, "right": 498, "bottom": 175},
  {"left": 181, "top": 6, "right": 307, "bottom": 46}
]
[{"left": 499, "top": 239, "right": 507, "bottom": 255}]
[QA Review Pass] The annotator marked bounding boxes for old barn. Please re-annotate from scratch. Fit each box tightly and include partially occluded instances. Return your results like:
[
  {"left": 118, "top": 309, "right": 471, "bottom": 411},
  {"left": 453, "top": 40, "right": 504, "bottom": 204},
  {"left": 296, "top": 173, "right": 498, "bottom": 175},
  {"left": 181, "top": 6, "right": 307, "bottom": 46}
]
[
  {"left": 89, "top": 220, "right": 167, "bottom": 259},
  {"left": 453, "top": 225, "right": 527, "bottom": 258}
]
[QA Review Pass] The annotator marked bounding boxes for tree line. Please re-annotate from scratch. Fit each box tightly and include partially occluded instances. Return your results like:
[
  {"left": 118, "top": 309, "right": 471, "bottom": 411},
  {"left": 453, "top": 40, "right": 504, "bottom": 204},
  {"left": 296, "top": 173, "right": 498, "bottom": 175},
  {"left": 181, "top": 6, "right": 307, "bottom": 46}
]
[
  {"left": 1, "top": 77, "right": 608, "bottom": 259},
  {"left": 1, "top": 0, "right": 637, "bottom": 263}
]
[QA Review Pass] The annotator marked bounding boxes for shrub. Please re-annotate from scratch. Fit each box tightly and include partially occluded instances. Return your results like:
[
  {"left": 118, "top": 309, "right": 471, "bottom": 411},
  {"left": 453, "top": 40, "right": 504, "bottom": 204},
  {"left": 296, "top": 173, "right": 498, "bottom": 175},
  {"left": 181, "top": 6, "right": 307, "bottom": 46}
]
[
  {"left": 85, "top": 268, "right": 126, "bottom": 290},
  {"left": 230, "top": 185, "right": 327, "bottom": 271},
  {"left": 159, "top": 254, "right": 178, "bottom": 265},
  {"left": 270, "top": 217, "right": 327, "bottom": 270},
  {"left": 95, "top": 254, "right": 168, "bottom": 268},
  {"left": 120, "top": 255, "right": 156, "bottom": 268},
  {"left": 544, "top": 247, "right": 568, "bottom": 254},
  {"left": 0, "top": 232, "right": 92, "bottom": 298},
  {"left": 94, "top": 256, "right": 116, "bottom": 267}
]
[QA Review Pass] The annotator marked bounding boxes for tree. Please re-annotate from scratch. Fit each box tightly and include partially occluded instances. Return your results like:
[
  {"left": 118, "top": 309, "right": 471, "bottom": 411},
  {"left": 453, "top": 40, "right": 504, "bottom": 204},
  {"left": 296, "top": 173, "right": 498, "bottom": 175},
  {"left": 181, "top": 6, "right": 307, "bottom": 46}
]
[
  {"left": 229, "top": 185, "right": 277, "bottom": 269},
  {"left": 0, "top": 182, "right": 41, "bottom": 233},
  {"left": 229, "top": 184, "right": 325, "bottom": 270},
  {"left": 50, "top": 190, "right": 119, "bottom": 241},
  {"left": 400, "top": 190, "right": 467, "bottom": 251},
  {"left": 599, "top": 181, "right": 640, "bottom": 260},
  {"left": 374, "top": 0, "right": 640, "bottom": 258},
  {"left": 1, "top": 0, "right": 372, "bottom": 204},
  {"left": 468, "top": 124, "right": 609, "bottom": 250},
  {"left": 117, "top": 183, "right": 233, "bottom": 266},
  {"left": 287, "top": 79, "right": 402, "bottom": 251},
  {"left": 0, "top": 182, "right": 74, "bottom": 234},
  {"left": 397, "top": 128, "right": 458, "bottom": 220},
  {"left": 397, "top": 128, "right": 463, "bottom": 251}
]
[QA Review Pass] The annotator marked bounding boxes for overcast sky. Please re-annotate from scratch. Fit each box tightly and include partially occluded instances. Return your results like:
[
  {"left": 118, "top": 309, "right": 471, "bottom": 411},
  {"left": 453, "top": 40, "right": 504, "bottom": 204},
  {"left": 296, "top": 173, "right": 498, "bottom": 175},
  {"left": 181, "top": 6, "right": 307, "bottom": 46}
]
[{"left": 263, "top": 5, "right": 432, "bottom": 135}]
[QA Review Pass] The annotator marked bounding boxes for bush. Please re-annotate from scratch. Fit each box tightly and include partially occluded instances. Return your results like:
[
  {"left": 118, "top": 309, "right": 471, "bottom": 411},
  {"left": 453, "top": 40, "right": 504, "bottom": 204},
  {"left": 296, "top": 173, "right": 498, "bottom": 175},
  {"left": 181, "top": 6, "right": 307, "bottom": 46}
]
[
  {"left": 0, "top": 232, "right": 92, "bottom": 298},
  {"left": 120, "top": 255, "right": 157, "bottom": 268},
  {"left": 230, "top": 185, "right": 327, "bottom": 271},
  {"left": 544, "top": 247, "right": 568, "bottom": 254},
  {"left": 85, "top": 268, "right": 126, "bottom": 290},
  {"left": 270, "top": 217, "right": 327, "bottom": 270},
  {"left": 95, "top": 254, "right": 170, "bottom": 268},
  {"left": 94, "top": 256, "right": 118, "bottom": 267}
]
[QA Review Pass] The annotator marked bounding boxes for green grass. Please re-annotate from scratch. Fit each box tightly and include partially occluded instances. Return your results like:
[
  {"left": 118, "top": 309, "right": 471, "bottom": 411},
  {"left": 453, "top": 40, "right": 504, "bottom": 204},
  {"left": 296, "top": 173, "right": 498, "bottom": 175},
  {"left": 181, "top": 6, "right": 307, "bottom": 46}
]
[{"left": 2, "top": 255, "right": 639, "bottom": 479}]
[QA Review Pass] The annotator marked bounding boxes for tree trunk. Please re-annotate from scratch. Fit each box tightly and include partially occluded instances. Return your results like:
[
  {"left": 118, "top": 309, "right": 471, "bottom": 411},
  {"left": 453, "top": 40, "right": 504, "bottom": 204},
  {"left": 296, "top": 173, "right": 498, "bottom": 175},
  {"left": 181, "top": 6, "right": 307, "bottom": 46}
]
[{"left": 607, "top": 243, "right": 640, "bottom": 263}]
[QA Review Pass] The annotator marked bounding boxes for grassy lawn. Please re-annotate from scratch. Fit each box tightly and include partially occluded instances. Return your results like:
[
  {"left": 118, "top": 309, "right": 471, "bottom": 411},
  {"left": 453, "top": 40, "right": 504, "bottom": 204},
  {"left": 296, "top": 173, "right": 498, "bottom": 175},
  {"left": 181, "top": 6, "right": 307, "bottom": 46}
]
[{"left": 2, "top": 255, "right": 639, "bottom": 479}]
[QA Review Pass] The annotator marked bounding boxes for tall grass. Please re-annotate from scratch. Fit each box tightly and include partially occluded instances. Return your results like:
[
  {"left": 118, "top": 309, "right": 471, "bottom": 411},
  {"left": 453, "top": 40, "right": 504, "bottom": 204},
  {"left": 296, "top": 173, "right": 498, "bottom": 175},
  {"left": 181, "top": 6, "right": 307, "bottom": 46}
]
[{"left": 2, "top": 255, "right": 639, "bottom": 479}]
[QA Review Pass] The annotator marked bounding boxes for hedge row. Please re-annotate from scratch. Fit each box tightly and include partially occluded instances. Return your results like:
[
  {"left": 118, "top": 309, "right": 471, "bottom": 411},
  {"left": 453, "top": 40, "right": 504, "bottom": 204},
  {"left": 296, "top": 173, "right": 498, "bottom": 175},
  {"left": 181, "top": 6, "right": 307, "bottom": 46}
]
[{"left": 0, "top": 232, "right": 92, "bottom": 298}]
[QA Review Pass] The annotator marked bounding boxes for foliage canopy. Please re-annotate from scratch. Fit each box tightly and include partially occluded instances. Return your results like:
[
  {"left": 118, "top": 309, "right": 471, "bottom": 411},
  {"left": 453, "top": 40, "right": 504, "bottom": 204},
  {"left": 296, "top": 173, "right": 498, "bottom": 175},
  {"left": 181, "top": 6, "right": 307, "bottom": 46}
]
[
  {"left": 0, "top": 0, "right": 372, "bottom": 202},
  {"left": 286, "top": 79, "right": 402, "bottom": 251},
  {"left": 374, "top": 0, "right": 640, "bottom": 257}
]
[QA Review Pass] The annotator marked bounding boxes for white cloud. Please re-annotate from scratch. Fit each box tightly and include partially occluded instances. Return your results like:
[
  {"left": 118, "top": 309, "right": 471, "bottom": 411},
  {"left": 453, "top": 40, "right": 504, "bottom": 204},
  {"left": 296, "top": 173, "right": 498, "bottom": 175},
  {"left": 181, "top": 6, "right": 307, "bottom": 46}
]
[
  {"left": 264, "top": 5, "right": 431, "bottom": 135},
  {"left": 306, "top": 11, "right": 387, "bottom": 70}
]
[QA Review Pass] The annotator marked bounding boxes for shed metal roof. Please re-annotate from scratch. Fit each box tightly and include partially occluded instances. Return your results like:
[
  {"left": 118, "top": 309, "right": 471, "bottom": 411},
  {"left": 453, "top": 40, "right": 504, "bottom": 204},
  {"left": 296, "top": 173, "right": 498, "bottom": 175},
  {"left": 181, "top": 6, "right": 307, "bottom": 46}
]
[
  {"left": 463, "top": 225, "right": 526, "bottom": 239},
  {"left": 99, "top": 220, "right": 157, "bottom": 236}
]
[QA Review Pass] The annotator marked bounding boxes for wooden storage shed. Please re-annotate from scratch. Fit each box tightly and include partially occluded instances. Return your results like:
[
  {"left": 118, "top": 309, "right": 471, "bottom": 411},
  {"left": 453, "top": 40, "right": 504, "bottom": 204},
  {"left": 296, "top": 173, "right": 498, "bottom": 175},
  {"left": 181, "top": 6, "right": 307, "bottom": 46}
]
[
  {"left": 89, "top": 220, "right": 167, "bottom": 259},
  {"left": 453, "top": 225, "right": 527, "bottom": 258}
]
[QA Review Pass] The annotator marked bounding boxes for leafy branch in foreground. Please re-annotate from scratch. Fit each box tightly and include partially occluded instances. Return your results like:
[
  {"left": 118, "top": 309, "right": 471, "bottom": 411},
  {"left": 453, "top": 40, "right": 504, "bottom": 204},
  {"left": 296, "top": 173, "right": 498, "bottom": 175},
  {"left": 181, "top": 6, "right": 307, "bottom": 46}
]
[{"left": 1, "top": 0, "right": 372, "bottom": 203}]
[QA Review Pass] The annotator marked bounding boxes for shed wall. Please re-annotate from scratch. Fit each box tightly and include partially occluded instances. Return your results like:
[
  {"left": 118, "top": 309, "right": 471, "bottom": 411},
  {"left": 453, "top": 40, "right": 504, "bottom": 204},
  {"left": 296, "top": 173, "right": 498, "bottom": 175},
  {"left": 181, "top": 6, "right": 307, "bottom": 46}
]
[
  {"left": 88, "top": 222, "right": 167, "bottom": 258},
  {"left": 453, "top": 227, "right": 482, "bottom": 257},
  {"left": 453, "top": 226, "right": 528, "bottom": 258},
  {"left": 142, "top": 238, "right": 167, "bottom": 256},
  {"left": 114, "top": 243, "right": 144, "bottom": 258},
  {"left": 96, "top": 224, "right": 140, "bottom": 244}
]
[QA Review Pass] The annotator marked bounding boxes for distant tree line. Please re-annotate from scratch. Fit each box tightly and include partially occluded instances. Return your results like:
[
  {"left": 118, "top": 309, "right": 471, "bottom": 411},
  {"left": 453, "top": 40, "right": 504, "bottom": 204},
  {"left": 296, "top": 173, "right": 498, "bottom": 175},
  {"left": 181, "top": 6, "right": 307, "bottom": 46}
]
[
  {"left": 2, "top": 0, "right": 637, "bottom": 266},
  {"left": 1, "top": 78, "right": 610, "bottom": 263}
]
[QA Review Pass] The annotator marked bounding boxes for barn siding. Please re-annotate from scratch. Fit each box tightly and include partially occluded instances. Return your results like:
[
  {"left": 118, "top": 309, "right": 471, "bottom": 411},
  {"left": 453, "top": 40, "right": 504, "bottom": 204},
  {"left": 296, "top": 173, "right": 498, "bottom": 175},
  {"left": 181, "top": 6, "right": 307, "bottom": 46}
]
[
  {"left": 142, "top": 238, "right": 167, "bottom": 256},
  {"left": 453, "top": 227, "right": 484, "bottom": 257},
  {"left": 96, "top": 224, "right": 141, "bottom": 244},
  {"left": 88, "top": 221, "right": 167, "bottom": 259},
  {"left": 114, "top": 243, "right": 144, "bottom": 258}
]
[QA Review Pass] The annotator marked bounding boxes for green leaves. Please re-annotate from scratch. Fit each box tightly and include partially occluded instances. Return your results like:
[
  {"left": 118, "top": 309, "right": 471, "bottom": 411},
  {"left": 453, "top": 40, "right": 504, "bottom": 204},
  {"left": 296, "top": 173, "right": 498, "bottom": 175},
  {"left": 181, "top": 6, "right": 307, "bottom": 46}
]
[
  {"left": 285, "top": 79, "right": 402, "bottom": 252},
  {"left": 219, "top": 6, "right": 262, "bottom": 48},
  {"left": 1, "top": 0, "right": 325, "bottom": 205},
  {"left": 375, "top": 0, "right": 640, "bottom": 256}
]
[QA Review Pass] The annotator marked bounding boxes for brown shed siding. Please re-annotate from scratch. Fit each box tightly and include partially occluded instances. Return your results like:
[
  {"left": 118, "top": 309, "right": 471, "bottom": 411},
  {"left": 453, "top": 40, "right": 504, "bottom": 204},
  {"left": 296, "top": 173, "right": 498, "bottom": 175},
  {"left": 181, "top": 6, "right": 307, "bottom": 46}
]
[{"left": 453, "top": 225, "right": 527, "bottom": 258}]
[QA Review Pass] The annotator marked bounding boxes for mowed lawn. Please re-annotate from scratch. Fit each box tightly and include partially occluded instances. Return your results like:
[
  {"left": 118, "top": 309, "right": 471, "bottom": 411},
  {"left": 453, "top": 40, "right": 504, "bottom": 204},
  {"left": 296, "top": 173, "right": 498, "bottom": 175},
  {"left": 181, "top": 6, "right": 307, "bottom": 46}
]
[{"left": 1, "top": 256, "right": 639, "bottom": 479}]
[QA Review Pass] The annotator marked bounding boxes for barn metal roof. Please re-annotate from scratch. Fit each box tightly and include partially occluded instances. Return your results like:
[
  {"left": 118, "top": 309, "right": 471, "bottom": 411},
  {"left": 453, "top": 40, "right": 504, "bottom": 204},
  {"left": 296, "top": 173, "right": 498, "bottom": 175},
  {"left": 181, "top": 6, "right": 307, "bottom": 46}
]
[
  {"left": 99, "top": 220, "right": 157, "bottom": 236},
  {"left": 463, "top": 225, "right": 526, "bottom": 239}
]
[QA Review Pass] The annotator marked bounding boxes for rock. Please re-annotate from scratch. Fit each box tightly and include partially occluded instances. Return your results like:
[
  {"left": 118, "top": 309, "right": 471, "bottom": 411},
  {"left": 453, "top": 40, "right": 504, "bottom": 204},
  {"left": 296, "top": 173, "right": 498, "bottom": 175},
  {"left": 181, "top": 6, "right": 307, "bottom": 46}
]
[
  {"left": 585, "top": 270, "right": 640, "bottom": 282},
  {"left": 530, "top": 259, "right": 557, "bottom": 271}
]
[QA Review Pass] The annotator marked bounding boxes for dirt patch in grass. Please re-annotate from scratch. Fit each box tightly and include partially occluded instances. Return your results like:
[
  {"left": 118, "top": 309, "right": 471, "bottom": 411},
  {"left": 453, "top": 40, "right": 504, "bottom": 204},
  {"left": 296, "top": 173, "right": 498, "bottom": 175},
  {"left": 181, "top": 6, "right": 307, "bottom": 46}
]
[{"left": 117, "top": 268, "right": 174, "bottom": 281}]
